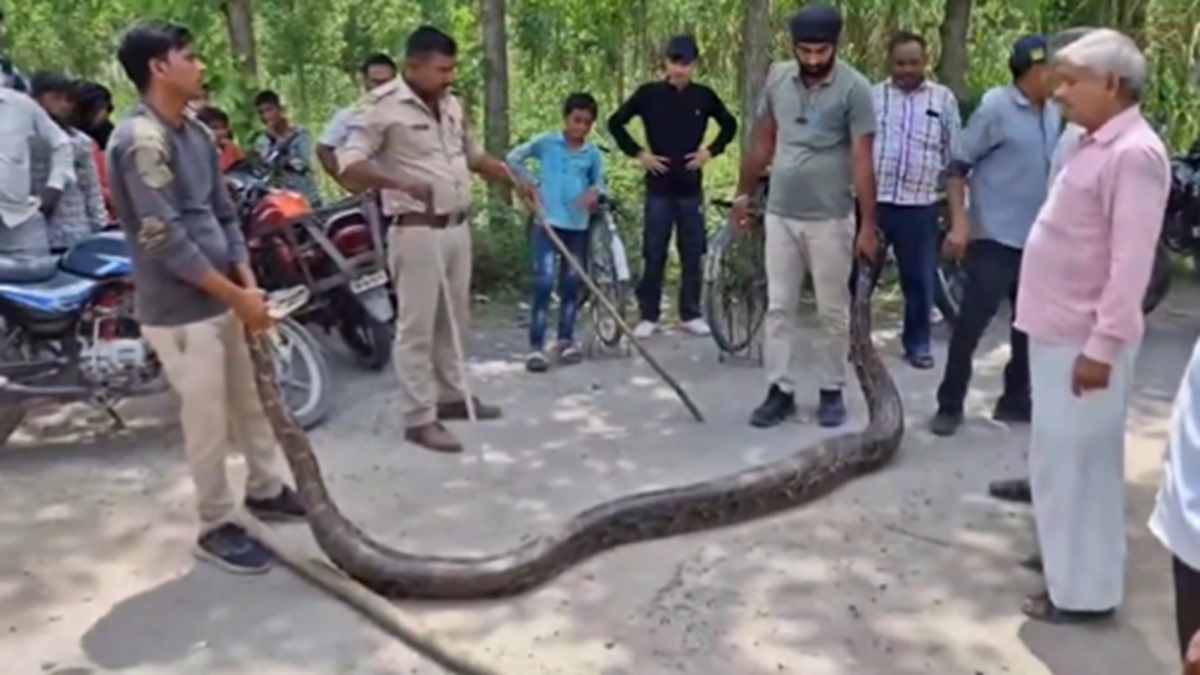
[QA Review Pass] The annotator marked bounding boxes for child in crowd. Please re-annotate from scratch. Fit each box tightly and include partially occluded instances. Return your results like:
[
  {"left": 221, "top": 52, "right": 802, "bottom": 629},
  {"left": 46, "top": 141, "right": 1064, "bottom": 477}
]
[
  {"left": 506, "top": 92, "right": 606, "bottom": 373},
  {"left": 196, "top": 106, "right": 245, "bottom": 172}
]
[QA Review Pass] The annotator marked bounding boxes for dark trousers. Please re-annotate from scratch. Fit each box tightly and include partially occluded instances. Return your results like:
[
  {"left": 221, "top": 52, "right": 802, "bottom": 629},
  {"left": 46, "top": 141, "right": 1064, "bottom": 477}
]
[
  {"left": 636, "top": 193, "right": 706, "bottom": 323},
  {"left": 867, "top": 203, "right": 940, "bottom": 357},
  {"left": 528, "top": 225, "right": 588, "bottom": 349},
  {"left": 1176, "top": 556, "right": 1200, "bottom": 660},
  {"left": 935, "top": 238, "right": 1030, "bottom": 413}
]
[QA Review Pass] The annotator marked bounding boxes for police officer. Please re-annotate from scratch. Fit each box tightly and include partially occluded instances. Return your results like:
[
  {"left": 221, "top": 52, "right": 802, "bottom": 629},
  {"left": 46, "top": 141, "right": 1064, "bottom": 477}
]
[{"left": 337, "top": 26, "right": 535, "bottom": 454}]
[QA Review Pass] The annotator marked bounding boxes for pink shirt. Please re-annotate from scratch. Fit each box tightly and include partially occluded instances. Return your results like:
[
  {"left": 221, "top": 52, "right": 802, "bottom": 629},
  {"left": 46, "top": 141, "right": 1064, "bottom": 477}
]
[{"left": 1015, "top": 106, "right": 1171, "bottom": 364}]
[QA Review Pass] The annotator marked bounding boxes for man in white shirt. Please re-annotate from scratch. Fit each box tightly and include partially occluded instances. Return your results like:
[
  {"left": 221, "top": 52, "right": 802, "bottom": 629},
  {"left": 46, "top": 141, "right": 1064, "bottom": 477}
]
[
  {"left": 316, "top": 52, "right": 396, "bottom": 188},
  {"left": 1151, "top": 333, "right": 1200, "bottom": 661},
  {"left": 0, "top": 86, "right": 74, "bottom": 254}
]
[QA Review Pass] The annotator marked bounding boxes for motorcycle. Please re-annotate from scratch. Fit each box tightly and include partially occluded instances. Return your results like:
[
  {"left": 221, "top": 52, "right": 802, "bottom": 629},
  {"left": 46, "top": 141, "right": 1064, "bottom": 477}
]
[
  {"left": 933, "top": 198, "right": 1173, "bottom": 328},
  {"left": 0, "top": 230, "right": 333, "bottom": 447},
  {"left": 225, "top": 157, "right": 395, "bottom": 371}
]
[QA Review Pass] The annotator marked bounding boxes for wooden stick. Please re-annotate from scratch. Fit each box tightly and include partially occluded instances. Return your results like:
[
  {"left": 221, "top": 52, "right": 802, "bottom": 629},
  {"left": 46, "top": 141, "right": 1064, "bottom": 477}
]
[
  {"left": 432, "top": 240, "right": 477, "bottom": 423},
  {"left": 531, "top": 214, "right": 704, "bottom": 423},
  {"left": 242, "top": 517, "right": 501, "bottom": 675}
]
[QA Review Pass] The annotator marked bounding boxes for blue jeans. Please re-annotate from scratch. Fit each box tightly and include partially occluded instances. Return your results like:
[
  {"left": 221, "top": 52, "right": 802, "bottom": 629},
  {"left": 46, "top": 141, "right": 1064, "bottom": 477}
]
[
  {"left": 858, "top": 203, "right": 940, "bottom": 357},
  {"left": 636, "top": 193, "right": 706, "bottom": 323},
  {"left": 529, "top": 225, "right": 588, "bottom": 349}
]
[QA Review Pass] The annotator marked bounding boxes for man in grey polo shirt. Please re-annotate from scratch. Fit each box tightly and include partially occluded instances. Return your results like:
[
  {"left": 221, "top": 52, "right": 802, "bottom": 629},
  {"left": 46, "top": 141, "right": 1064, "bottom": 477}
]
[
  {"left": 729, "top": 3, "right": 879, "bottom": 429},
  {"left": 928, "top": 35, "right": 1060, "bottom": 439}
]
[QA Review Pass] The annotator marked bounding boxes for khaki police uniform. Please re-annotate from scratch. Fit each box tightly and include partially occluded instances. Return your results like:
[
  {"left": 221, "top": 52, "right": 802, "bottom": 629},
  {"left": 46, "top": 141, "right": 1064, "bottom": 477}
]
[{"left": 336, "top": 77, "right": 483, "bottom": 432}]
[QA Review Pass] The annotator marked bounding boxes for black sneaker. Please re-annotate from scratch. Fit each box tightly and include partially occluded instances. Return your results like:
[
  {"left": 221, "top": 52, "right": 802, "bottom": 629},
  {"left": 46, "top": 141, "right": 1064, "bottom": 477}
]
[
  {"left": 195, "top": 522, "right": 273, "bottom": 574},
  {"left": 929, "top": 409, "right": 963, "bottom": 437},
  {"left": 245, "top": 485, "right": 307, "bottom": 523},
  {"left": 816, "top": 389, "right": 846, "bottom": 428},
  {"left": 750, "top": 385, "right": 796, "bottom": 428}
]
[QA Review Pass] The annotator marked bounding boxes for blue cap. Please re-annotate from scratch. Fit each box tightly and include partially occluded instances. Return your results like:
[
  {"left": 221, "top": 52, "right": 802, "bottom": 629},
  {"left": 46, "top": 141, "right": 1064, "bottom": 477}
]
[{"left": 1010, "top": 34, "right": 1049, "bottom": 77}]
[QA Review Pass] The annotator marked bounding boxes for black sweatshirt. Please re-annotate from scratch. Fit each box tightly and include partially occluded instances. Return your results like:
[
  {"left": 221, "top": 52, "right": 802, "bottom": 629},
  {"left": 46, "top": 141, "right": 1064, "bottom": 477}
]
[{"left": 607, "top": 80, "right": 738, "bottom": 198}]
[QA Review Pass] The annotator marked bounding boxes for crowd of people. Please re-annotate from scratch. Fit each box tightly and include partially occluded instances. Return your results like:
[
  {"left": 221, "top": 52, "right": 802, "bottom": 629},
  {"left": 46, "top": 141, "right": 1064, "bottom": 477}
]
[{"left": 4, "top": 1, "right": 1200, "bottom": 669}]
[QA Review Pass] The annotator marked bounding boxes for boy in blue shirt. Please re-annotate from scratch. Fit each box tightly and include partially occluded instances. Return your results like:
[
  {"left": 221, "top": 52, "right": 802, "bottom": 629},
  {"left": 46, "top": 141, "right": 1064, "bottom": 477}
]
[{"left": 507, "top": 92, "right": 606, "bottom": 372}]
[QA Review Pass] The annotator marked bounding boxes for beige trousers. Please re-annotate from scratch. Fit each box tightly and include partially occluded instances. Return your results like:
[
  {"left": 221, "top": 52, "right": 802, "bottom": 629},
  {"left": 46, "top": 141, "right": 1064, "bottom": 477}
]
[
  {"left": 142, "top": 311, "right": 284, "bottom": 532},
  {"left": 763, "top": 212, "right": 855, "bottom": 393},
  {"left": 387, "top": 224, "right": 471, "bottom": 427}
]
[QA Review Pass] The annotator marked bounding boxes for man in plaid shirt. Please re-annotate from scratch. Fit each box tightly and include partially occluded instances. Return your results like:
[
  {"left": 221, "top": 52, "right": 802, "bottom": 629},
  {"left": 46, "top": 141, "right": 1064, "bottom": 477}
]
[
  {"left": 29, "top": 72, "right": 107, "bottom": 250},
  {"left": 868, "top": 31, "right": 961, "bottom": 369}
]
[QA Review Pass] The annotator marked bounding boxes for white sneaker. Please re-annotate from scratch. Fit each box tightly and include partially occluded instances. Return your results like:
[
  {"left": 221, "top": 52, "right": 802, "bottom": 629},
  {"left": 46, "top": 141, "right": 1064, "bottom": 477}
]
[
  {"left": 680, "top": 318, "right": 711, "bottom": 336},
  {"left": 632, "top": 321, "right": 658, "bottom": 339}
]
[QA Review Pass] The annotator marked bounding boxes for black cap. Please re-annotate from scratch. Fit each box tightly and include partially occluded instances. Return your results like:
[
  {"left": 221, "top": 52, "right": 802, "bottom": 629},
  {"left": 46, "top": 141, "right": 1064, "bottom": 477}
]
[
  {"left": 1009, "top": 34, "right": 1049, "bottom": 78},
  {"left": 30, "top": 71, "right": 75, "bottom": 97},
  {"left": 789, "top": 3, "right": 843, "bottom": 45},
  {"left": 665, "top": 35, "right": 699, "bottom": 63}
]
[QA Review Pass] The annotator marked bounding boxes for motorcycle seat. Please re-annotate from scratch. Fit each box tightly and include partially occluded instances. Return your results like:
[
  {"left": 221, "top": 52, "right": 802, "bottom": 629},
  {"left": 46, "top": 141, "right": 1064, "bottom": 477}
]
[{"left": 0, "top": 254, "right": 61, "bottom": 283}]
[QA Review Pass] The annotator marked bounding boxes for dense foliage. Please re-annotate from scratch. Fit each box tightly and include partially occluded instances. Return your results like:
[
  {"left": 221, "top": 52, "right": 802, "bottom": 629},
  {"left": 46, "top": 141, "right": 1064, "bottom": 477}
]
[{"left": 8, "top": 0, "right": 1198, "bottom": 293}]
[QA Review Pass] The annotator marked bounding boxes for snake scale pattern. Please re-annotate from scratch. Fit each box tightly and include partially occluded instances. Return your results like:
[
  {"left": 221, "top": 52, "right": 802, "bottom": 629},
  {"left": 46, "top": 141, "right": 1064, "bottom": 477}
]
[{"left": 245, "top": 265, "right": 905, "bottom": 601}]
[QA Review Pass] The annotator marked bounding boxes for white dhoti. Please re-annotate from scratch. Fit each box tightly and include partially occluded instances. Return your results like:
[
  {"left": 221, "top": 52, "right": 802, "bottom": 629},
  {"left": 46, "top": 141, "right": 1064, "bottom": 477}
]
[{"left": 1029, "top": 339, "right": 1137, "bottom": 611}]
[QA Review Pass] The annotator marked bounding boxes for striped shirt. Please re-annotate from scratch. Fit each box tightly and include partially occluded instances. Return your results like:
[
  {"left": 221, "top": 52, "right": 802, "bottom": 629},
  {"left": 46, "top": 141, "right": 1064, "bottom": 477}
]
[{"left": 872, "top": 78, "right": 961, "bottom": 206}]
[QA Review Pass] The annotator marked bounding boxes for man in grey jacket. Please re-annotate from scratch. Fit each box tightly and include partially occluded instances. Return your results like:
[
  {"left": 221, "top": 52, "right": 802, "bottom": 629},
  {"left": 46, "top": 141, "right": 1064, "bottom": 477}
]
[{"left": 108, "top": 20, "right": 305, "bottom": 575}]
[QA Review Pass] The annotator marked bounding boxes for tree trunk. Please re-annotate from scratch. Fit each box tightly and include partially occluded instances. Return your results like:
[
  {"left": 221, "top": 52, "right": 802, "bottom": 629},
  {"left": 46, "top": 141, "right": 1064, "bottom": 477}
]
[
  {"left": 936, "top": 0, "right": 972, "bottom": 104},
  {"left": 220, "top": 0, "right": 259, "bottom": 84},
  {"left": 481, "top": 0, "right": 511, "bottom": 204},
  {"left": 738, "top": 0, "right": 772, "bottom": 149}
]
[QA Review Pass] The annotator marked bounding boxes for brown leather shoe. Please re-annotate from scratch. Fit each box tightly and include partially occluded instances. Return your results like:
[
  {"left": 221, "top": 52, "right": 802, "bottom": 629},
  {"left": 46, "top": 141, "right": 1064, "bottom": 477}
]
[
  {"left": 437, "top": 398, "right": 502, "bottom": 421},
  {"left": 404, "top": 422, "right": 463, "bottom": 453}
]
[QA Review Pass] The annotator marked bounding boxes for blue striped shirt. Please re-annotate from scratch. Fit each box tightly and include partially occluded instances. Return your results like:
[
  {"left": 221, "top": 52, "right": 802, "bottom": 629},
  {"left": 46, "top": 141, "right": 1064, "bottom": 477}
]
[{"left": 506, "top": 132, "right": 606, "bottom": 231}]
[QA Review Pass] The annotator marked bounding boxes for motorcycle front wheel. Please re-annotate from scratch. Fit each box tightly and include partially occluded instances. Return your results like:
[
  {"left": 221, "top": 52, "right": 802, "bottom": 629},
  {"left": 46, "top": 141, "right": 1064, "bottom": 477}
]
[{"left": 270, "top": 318, "right": 333, "bottom": 429}]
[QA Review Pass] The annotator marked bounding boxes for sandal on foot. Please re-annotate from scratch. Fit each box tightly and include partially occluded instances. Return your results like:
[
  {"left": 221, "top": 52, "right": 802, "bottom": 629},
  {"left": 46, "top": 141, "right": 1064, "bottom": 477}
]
[{"left": 1021, "top": 592, "right": 1114, "bottom": 625}]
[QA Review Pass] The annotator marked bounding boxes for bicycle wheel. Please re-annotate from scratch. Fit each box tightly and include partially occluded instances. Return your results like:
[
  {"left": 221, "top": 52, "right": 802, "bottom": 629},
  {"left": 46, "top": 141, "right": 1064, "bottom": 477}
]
[
  {"left": 703, "top": 222, "right": 767, "bottom": 355},
  {"left": 585, "top": 213, "right": 629, "bottom": 348}
]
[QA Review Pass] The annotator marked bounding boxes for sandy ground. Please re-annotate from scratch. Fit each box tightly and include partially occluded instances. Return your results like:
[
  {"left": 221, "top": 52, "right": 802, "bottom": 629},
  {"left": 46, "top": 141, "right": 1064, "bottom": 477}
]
[{"left": 1, "top": 290, "right": 1197, "bottom": 675}]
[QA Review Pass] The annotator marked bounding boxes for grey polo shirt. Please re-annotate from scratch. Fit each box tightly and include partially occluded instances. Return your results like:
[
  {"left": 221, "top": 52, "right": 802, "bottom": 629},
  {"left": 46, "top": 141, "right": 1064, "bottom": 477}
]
[
  {"left": 952, "top": 85, "right": 1061, "bottom": 249},
  {"left": 758, "top": 59, "right": 876, "bottom": 220}
]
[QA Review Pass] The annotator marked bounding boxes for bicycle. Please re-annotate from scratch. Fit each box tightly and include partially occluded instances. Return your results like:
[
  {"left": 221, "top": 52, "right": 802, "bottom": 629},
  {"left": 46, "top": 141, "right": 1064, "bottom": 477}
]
[
  {"left": 581, "top": 194, "right": 635, "bottom": 356},
  {"left": 703, "top": 198, "right": 768, "bottom": 363}
]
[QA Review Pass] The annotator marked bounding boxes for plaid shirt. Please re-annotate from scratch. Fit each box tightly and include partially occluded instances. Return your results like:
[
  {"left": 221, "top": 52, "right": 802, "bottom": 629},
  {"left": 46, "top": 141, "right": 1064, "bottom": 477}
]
[
  {"left": 872, "top": 78, "right": 961, "bottom": 206},
  {"left": 31, "top": 129, "right": 107, "bottom": 249}
]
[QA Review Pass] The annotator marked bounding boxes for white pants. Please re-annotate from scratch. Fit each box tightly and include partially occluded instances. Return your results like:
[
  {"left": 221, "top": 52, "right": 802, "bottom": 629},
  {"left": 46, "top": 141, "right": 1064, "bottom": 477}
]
[
  {"left": 1029, "top": 339, "right": 1137, "bottom": 611},
  {"left": 763, "top": 213, "right": 854, "bottom": 393},
  {"left": 142, "top": 311, "right": 285, "bottom": 532}
]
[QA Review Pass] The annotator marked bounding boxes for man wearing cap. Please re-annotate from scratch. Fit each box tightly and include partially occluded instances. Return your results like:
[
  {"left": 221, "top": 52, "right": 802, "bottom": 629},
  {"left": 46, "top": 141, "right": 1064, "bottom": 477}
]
[
  {"left": 927, "top": 35, "right": 1060, "bottom": 440},
  {"left": 729, "top": 3, "right": 879, "bottom": 429},
  {"left": 608, "top": 34, "right": 738, "bottom": 339},
  {"left": 982, "top": 28, "right": 1096, "bottom": 512}
]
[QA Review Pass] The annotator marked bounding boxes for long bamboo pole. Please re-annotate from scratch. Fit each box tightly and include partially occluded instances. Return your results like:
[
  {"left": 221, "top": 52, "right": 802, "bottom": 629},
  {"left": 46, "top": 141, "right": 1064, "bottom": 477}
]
[{"left": 530, "top": 213, "right": 704, "bottom": 423}]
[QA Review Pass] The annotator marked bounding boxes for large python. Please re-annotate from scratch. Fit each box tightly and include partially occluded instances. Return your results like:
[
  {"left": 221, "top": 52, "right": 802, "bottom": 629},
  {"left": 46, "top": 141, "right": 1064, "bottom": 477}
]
[{"left": 245, "top": 265, "right": 904, "bottom": 601}]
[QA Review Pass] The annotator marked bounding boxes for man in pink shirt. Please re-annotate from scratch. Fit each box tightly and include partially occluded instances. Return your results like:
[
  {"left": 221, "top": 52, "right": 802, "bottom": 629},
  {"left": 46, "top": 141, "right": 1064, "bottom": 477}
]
[{"left": 1016, "top": 28, "right": 1171, "bottom": 624}]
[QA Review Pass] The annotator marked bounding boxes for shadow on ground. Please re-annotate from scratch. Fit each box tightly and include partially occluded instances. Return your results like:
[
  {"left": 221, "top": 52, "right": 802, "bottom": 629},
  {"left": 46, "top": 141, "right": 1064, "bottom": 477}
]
[{"left": 0, "top": 288, "right": 1194, "bottom": 674}]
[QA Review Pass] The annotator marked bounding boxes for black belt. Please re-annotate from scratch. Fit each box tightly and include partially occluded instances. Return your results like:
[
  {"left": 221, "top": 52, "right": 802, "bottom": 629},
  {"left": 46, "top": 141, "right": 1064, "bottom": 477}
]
[{"left": 389, "top": 213, "right": 465, "bottom": 229}]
